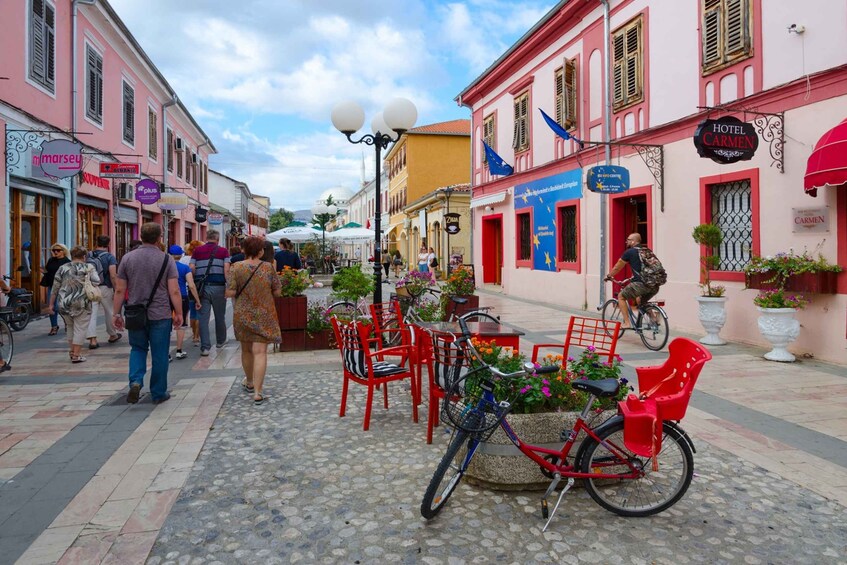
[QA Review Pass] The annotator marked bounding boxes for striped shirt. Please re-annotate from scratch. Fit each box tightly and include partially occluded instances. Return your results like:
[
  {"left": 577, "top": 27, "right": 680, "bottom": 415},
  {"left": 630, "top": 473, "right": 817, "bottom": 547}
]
[{"left": 190, "top": 243, "right": 229, "bottom": 285}]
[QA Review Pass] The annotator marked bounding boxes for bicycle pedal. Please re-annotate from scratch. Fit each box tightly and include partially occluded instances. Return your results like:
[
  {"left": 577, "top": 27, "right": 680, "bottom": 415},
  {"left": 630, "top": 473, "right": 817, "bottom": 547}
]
[{"left": 541, "top": 499, "right": 549, "bottom": 519}]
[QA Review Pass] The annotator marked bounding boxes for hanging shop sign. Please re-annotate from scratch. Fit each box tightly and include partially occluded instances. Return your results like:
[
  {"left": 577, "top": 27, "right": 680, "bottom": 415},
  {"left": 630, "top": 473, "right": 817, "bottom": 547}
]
[
  {"left": 792, "top": 206, "right": 829, "bottom": 233},
  {"left": 194, "top": 207, "right": 208, "bottom": 223},
  {"left": 100, "top": 162, "right": 141, "bottom": 178},
  {"left": 586, "top": 165, "right": 630, "bottom": 194},
  {"left": 36, "top": 139, "right": 83, "bottom": 178},
  {"left": 208, "top": 212, "right": 224, "bottom": 225},
  {"left": 444, "top": 212, "right": 461, "bottom": 234},
  {"left": 135, "top": 179, "right": 161, "bottom": 205},
  {"left": 693, "top": 116, "right": 759, "bottom": 164},
  {"left": 157, "top": 191, "right": 189, "bottom": 210}
]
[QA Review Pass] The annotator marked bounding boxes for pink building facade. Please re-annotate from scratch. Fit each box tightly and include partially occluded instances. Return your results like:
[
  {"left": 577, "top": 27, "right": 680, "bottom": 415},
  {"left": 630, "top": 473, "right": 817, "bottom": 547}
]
[
  {"left": 458, "top": 0, "right": 847, "bottom": 362},
  {"left": 1, "top": 0, "right": 215, "bottom": 314}
]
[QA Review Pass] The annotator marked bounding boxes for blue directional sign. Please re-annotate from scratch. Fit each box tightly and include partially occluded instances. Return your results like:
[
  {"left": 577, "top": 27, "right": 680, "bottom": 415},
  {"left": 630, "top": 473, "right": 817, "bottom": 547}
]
[{"left": 586, "top": 165, "right": 630, "bottom": 194}]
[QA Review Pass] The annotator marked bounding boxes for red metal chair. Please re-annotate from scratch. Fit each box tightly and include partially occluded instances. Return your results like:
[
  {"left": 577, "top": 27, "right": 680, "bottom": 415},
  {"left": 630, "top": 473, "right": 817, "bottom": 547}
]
[
  {"left": 422, "top": 330, "right": 472, "bottom": 444},
  {"left": 531, "top": 315, "right": 621, "bottom": 367},
  {"left": 331, "top": 317, "right": 418, "bottom": 431}
]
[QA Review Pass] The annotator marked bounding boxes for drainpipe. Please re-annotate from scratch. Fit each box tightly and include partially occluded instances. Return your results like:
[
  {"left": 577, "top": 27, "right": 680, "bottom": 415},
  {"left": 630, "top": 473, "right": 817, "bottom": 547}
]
[
  {"left": 457, "top": 93, "right": 475, "bottom": 270},
  {"left": 162, "top": 94, "right": 178, "bottom": 242},
  {"left": 70, "top": 0, "right": 96, "bottom": 246},
  {"left": 598, "top": 0, "right": 612, "bottom": 305}
]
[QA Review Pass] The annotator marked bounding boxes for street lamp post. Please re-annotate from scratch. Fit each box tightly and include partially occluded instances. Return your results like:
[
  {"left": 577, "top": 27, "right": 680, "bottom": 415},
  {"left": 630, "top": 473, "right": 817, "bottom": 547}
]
[
  {"left": 331, "top": 98, "right": 417, "bottom": 304},
  {"left": 311, "top": 201, "right": 338, "bottom": 274}
]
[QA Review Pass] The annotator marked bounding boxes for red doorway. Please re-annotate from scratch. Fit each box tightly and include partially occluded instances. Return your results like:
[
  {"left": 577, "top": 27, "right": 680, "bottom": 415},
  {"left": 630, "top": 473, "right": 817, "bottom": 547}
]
[
  {"left": 481, "top": 214, "right": 503, "bottom": 284},
  {"left": 610, "top": 187, "right": 653, "bottom": 279}
]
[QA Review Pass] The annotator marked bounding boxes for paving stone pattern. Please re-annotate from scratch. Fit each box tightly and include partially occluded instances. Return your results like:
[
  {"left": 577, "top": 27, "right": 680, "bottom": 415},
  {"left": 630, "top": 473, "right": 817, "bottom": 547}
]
[{"left": 148, "top": 370, "right": 847, "bottom": 564}]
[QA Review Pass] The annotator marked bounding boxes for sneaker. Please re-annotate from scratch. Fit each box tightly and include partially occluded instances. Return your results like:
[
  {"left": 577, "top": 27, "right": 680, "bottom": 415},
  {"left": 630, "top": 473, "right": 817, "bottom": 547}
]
[
  {"left": 168, "top": 354, "right": 173, "bottom": 363},
  {"left": 175, "top": 351, "right": 188, "bottom": 360},
  {"left": 127, "top": 383, "right": 141, "bottom": 404},
  {"left": 216, "top": 341, "right": 227, "bottom": 349},
  {"left": 0, "top": 363, "right": 11, "bottom": 373},
  {"left": 200, "top": 349, "right": 210, "bottom": 357},
  {"left": 152, "top": 392, "right": 171, "bottom": 405}
]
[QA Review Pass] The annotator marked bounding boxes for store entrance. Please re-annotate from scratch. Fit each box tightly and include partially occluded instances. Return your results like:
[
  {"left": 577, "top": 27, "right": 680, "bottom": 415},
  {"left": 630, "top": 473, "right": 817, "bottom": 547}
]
[
  {"left": 10, "top": 190, "right": 54, "bottom": 313},
  {"left": 481, "top": 214, "right": 503, "bottom": 284},
  {"left": 610, "top": 192, "right": 650, "bottom": 279}
]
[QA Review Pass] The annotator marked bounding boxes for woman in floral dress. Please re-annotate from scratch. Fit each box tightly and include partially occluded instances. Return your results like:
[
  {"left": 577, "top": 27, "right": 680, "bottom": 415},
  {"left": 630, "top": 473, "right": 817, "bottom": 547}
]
[
  {"left": 226, "top": 236, "right": 282, "bottom": 404},
  {"left": 49, "top": 246, "right": 100, "bottom": 363}
]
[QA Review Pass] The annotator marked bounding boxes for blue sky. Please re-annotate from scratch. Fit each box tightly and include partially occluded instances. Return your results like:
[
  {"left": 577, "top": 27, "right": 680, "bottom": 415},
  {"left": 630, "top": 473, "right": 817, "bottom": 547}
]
[{"left": 109, "top": 0, "right": 555, "bottom": 210}]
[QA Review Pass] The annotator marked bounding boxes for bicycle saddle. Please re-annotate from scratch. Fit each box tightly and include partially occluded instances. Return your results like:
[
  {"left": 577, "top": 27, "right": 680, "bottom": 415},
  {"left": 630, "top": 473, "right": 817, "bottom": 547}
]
[
  {"left": 451, "top": 296, "right": 468, "bottom": 305},
  {"left": 571, "top": 378, "right": 620, "bottom": 398}
]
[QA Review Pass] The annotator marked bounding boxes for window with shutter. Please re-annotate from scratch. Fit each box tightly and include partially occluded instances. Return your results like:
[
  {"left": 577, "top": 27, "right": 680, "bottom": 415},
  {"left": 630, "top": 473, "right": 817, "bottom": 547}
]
[
  {"left": 563, "top": 59, "right": 577, "bottom": 130},
  {"left": 122, "top": 82, "right": 135, "bottom": 144},
  {"left": 29, "top": 0, "right": 56, "bottom": 92},
  {"left": 185, "top": 151, "right": 191, "bottom": 184},
  {"left": 612, "top": 17, "right": 643, "bottom": 111},
  {"left": 148, "top": 109, "right": 157, "bottom": 160},
  {"left": 512, "top": 92, "right": 530, "bottom": 152},
  {"left": 85, "top": 47, "right": 103, "bottom": 124},
  {"left": 166, "top": 129, "right": 174, "bottom": 172},
  {"left": 482, "top": 114, "right": 495, "bottom": 164},
  {"left": 701, "top": 0, "right": 752, "bottom": 74},
  {"left": 176, "top": 142, "right": 183, "bottom": 178}
]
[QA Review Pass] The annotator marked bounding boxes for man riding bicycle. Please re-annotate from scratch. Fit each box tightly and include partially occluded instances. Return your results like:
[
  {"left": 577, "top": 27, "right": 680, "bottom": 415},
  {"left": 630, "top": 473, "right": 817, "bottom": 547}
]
[{"left": 605, "top": 233, "right": 660, "bottom": 330}]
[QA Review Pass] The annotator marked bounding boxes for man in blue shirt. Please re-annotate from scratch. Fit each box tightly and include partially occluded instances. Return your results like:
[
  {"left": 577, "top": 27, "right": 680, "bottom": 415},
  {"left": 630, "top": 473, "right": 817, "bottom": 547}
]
[
  {"left": 190, "top": 230, "right": 230, "bottom": 356},
  {"left": 169, "top": 245, "right": 202, "bottom": 359},
  {"left": 86, "top": 235, "right": 121, "bottom": 349}
]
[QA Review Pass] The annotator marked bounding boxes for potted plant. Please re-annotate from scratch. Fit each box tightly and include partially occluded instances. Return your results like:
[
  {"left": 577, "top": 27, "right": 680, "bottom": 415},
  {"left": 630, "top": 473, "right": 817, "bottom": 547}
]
[
  {"left": 395, "top": 270, "right": 435, "bottom": 298},
  {"left": 330, "top": 267, "right": 374, "bottom": 320},
  {"left": 463, "top": 343, "right": 630, "bottom": 490},
  {"left": 305, "top": 301, "right": 334, "bottom": 350},
  {"left": 744, "top": 249, "right": 842, "bottom": 294},
  {"left": 275, "top": 267, "right": 312, "bottom": 334},
  {"left": 692, "top": 223, "right": 728, "bottom": 345},
  {"left": 440, "top": 265, "right": 478, "bottom": 319},
  {"left": 753, "top": 289, "right": 808, "bottom": 362}
]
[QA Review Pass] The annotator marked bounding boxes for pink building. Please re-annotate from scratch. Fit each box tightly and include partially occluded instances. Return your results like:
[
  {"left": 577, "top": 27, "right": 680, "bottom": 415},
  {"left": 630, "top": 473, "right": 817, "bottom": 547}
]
[
  {"left": 1, "top": 0, "right": 215, "bottom": 314},
  {"left": 458, "top": 0, "right": 847, "bottom": 362}
]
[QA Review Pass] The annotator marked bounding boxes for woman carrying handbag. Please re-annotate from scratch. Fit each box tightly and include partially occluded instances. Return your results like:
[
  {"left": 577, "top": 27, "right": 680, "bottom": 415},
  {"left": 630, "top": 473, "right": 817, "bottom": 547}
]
[{"left": 49, "top": 246, "right": 100, "bottom": 363}]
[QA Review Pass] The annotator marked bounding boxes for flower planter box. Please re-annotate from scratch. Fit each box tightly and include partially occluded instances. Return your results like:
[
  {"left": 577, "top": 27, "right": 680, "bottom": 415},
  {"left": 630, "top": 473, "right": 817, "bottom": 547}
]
[
  {"left": 745, "top": 271, "right": 838, "bottom": 294},
  {"left": 279, "top": 329, "right": 306, "bottom": 352},
  {"left": 305, "top": 329, "right": 335, "bottom": 350},
  {"left": 275, "top": 295, "right": 308, "bottom": 330},
  {"left": 443, "top": 294, "right": 480, "bottom": 320}
]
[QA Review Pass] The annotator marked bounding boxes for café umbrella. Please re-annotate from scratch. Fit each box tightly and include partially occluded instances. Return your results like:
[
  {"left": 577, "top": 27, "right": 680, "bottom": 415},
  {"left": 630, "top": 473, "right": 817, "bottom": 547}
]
[
  {"left": 326, "top": 227, "right": 376, "bottom": 243},
  {"left": 266, "top": 225, "right": 322, "bottom": 242}
]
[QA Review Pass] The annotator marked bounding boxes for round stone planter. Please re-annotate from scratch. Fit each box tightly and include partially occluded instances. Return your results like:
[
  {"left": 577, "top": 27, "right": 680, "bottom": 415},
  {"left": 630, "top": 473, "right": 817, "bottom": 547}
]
[
  {"left": 465, "top": 410, "right": 611, "bottom": 491},
  {"left": 756, "top": 307, "right": 800, "bottom": 362},
  {"left": 696, "top": 296, "right": 728, "bottom": 346}
]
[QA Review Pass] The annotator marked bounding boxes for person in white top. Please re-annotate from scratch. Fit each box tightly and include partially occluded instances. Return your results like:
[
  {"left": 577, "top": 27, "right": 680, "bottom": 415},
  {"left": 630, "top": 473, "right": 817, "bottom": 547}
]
[
  {"left": 417, "top": 246, "right": 429, "bottom": 273},
  {"left": 427, "top": 247, "right": 437, "bottom": 282}
]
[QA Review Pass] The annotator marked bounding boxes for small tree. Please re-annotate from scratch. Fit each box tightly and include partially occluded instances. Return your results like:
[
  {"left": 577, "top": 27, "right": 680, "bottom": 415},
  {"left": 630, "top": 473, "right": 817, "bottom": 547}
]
[
  {"left": 692, "top": 223, "right": 724, "bottom": 297},
  {"left": 331, "top": 267, "right": 374, "bottom": 318}
]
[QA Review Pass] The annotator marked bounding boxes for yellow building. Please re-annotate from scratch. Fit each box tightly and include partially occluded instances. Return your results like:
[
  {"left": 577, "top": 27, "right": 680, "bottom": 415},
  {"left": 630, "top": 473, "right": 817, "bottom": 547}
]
[{"left": 384, "top": 119, "right": 470, "bottom": 271}]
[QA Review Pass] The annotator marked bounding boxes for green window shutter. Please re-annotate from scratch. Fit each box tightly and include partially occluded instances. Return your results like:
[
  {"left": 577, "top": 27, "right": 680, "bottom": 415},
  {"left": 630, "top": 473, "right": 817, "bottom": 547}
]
[
  {"left": 123, "top": 83, "right": 135, "bottom": 144},
  {"left": 30, "top": 0, "right": 46, "bottom": 83},
  {"left": 44, "top": 4, "right": 55, "bottom": 87}
]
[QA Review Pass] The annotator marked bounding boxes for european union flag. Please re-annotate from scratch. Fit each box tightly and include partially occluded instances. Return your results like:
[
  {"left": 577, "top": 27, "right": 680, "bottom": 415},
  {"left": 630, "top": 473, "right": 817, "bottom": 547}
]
[
  {"left": 539, "top": 108, "right": 584, "bottom": 149},
  {"left": 482, "top": 141, "right": 514, "bottom": 176}
]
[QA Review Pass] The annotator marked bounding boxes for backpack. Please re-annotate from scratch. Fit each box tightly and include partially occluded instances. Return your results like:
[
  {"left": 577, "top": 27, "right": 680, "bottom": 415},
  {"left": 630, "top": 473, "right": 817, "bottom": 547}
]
[
  {"left": 637, "top": 246, "right": 667, "bottom": 288},
  {"left": 86, "top": 252, "right": 107, "bottom": 287}
]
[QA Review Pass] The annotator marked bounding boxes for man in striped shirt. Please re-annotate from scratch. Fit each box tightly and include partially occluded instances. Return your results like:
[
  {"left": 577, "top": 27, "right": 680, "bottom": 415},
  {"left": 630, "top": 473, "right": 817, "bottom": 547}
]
[{"left": 190, "top": 230, "right": 230, "bottom": 356}]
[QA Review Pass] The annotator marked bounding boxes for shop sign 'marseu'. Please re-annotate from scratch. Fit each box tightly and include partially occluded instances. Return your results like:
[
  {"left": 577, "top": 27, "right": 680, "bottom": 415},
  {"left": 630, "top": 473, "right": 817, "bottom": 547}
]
[{"left": 693, "top": 115, "right": 759, "bottom": 164}]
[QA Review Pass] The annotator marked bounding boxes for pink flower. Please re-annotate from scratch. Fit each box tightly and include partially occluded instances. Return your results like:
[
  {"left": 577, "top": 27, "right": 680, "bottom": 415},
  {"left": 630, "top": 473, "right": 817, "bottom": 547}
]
[
  {"left": 520, "top": 386, "right": 531, "bottom": 394},
  {"left": 587, "top": 345, "right": 596, "bottom": 352},
  {"left": 542, "top": 379, "right": 549, "bottom": 385},
  {"left": 541, "top": 386, "right": 551, "bottom": 398}
]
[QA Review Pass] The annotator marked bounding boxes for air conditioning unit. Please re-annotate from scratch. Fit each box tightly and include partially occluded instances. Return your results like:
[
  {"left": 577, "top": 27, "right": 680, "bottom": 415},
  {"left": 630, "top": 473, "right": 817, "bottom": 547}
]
[
  {"left": 191, "top": 153, "right": 199, "bottom": 165},
  {"left": 174, "top": 138, "right": 184, "bottom": 152},
  {"left": 117, "top": 182, "right": 134, "bottom": 201}
]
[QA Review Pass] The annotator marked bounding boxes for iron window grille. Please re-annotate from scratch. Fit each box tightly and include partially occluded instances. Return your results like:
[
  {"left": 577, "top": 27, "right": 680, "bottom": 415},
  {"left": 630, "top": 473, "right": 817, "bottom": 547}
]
[
  {"left": 558, "top": 205, "right": 577, "bottom": 263},
  {"left": 710, "top": 179, "right": 752, "bottom": 271}
]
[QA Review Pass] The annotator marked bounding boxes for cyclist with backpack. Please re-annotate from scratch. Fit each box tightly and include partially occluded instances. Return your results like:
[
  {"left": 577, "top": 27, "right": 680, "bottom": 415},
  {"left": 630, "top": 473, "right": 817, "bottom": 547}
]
[
  {"left": 86, "top": 235, "right": 122, "bottom": 349},
  {"left": 605, "top": 233, "right": 667, "bottom": 329}
]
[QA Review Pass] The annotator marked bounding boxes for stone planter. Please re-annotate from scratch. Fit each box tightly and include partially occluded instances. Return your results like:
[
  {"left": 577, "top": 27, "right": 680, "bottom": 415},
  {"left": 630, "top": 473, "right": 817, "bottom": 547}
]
[
  {"left": 465, "top": 410, "right": 612, "bottom": 491},
  {"left": 696, "top": 296, "right": 728, "bottom": 346},
  {"left": 756, "top": 307, "right": 800, "bottom": 362}
]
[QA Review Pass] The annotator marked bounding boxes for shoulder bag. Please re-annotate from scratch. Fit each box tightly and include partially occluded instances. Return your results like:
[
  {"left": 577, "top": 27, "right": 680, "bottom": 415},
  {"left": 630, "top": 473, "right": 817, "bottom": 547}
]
[
  {"left": 124, "top": 255, "right": 170, "bottom": 331},
  {"left": 195, "top": 245, "right": 218, "bottom": 296},
  {"left": 83, "top": 264, "right": 102, "bottom": 302},
  {"left": 235, "top": 262, "right": 262, "bottom": 300}
]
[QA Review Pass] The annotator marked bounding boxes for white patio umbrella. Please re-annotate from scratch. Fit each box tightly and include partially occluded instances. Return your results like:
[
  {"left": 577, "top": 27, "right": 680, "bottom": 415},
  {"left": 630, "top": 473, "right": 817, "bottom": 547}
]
[
  {"left": 266, "top": 226, "right": 323, "bottom": 242},
  {"left": 326, "top": 227, "right": 376, "bottom": 243}
]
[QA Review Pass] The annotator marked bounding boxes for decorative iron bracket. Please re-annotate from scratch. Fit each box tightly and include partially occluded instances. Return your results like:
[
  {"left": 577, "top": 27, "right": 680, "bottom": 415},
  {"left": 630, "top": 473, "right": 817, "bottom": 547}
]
[
  {"left": 577, "top": 141, "right": 666, "bottom": 211},
  {"left": 5, "top": 127, "right": 90, "bottom": 174},
  {"left": 698, "top": 105, "right": 785, "bottom": 173}
]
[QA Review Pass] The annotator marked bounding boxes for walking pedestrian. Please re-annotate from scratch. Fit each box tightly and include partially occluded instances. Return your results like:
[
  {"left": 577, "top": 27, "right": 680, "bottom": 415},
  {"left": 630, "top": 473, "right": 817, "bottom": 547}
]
[
  {"left": 229, "top": 245, "right": 245, "bottom": 264},
  {"left": 381, "top": 250, "right": 391, "bottom": 277},
  {"left": 225, "top": 236, "right": 281, "bottom": 404},
  {"left": 49, "top": 246, "right": 100, "bottom": 363},
  {"left": 182, "top": 240, "right": 203, "bottom": 345},
  {"left": 262, "top": 240, "right": 275, "bottom": 264},
  {"left": 418, "top": 245, "right": 429, "bottom": 273},
  {"left": 169, "top": 245, "right": 201, "bottom": 360},
  {"left": 190, "top": 230, "right": 230, "bottom": 356},
  {"left": 40, "top": 243, "right": 70, "bottom": 336},
  {"left": 112, "top": 223, "right": 181, "bottom": 404},
  {"left": 427, "top": 246, "right": 438, "bottom": 282},
  {"left": 274, "top": 238, "right": 301, "bottom": 271},
  {"left": 85, "top": 235, "right": 122, "bottom": 349},
  {"left": 392, "top": 250, "right": 403, "bottom": 278}
]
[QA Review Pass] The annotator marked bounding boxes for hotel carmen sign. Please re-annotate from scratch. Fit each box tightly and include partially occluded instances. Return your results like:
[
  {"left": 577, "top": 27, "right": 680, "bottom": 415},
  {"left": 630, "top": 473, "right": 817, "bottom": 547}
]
[
  {"left": 693, "top": 116, "right": 759, "bottom": 164},
  {"left": 792, "top": 207, "right": 829, "bottom": 233}
]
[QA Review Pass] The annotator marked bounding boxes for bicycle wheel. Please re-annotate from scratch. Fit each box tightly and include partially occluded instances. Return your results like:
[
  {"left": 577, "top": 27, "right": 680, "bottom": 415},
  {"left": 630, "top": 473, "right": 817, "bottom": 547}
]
[
  {"left": 0, "top": 320, "right": 13, "bottom": 364},
  {"left": 581, "top": 421, "right": 693, "bottom": 517},
  {"left": 600, "top": 300, "right": 624, "bottom": 338},
  {"left": 421, "top": 429, "right": 476, "bottom": 519},
  {"left": 325, "top": 301, "right": 357, "bottom": 317},
  {"left": 638, "top": 305, "right": 669, "bottom": 351},
  {"left": 380, "top": 318, "right": 403, "bottom": 347},
  {"left": 458, "top": 311, "right": 499, "bottom": 324},
  {"left": 9, "top": 305, "right": 31, "bottom": 331}
]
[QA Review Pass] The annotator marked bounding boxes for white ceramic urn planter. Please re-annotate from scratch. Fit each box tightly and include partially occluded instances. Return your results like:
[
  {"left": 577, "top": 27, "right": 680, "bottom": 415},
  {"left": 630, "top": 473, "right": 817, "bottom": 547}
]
[
  {"left": 696, "top": 296, "right": 728, "bottom": 346},
  {"left": 756, "top": 307, "right": 800, "bottom": 362}
]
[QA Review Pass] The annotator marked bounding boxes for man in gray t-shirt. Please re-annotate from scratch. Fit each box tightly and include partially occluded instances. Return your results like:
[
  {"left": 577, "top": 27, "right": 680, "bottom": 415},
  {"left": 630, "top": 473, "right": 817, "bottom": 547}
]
[{"left": 113, "top": 223, "right": 182, "bottom": 405}]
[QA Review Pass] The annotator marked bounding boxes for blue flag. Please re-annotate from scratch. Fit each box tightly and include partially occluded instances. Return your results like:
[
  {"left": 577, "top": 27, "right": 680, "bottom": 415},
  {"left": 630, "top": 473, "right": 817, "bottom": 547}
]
[
  {"left": 539, "top": 108, "right": 584, "bottom": 149},
  {"left": 482, "top": 141, "right": 514, "bottom": 176}
]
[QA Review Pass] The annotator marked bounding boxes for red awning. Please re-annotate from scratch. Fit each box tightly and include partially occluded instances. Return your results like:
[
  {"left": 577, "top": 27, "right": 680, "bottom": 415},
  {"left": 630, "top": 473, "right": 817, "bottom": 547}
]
[{"left": 804, "top": 117, "right": 847, "bottom": 197}]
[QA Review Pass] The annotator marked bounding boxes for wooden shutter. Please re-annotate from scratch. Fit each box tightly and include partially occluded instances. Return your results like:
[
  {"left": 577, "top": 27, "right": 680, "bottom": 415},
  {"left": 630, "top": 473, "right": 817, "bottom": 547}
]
[
  {"left": 166, "top": 129, "right": 173, "bottom": 171},
  {"left": 483, "top": 114, "right": 495, "bottom": 163},
  {"left": 148, "top": 110, "right": 157, "bottom": 160},
  {"left": 612, "top": 32, "right": 625, "bottom": 105},
  {"left": 625, "top": 22, "right": 641, "bottom": 100},
  {"left": 563, "top": 59, "right": 577, "bottom": 130},
  {"left": 30, "top": 0, "right": 46, "bottom": 84},
  {"left": 554, "top": 67, "right": 564, "bottom": 126},
  {"left": 44, "top": 4, "right": 55, "bottom": 87},
  {"left": 512, "top": 98, "right": 521, "bottom": 150},
  {"left": 702, "top": 0, "right": 722, "bottom": 66},
  {"left": 724, "top": 0, "right": 749, "bottom": 57},
  {"left": 612, "top": 18, "right": 642, "bottom": 109},
  {"left": 122, "top": 83, "right": 134, "bottom": 144}
]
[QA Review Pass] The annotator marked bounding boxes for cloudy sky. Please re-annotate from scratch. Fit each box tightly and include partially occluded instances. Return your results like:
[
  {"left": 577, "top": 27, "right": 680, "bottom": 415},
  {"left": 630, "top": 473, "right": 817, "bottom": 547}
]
[{"left": 108, "top": 0, "right": 555, "bottom": 210}]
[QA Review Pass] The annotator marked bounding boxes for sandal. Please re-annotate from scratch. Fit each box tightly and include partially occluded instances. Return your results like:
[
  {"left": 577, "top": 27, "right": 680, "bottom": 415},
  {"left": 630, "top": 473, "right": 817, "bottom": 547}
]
[
  {"left": 241, "top": 379, "right": 254, "bottom": 393},
  {"left": 71, "top": 356, "right": 87, "bottom": 364},
  {"left": 48, "top": 326, "right": 59, "bottom": 336},
  {"left": 253, "top": 394, "right": 265, "bottom": 405}
]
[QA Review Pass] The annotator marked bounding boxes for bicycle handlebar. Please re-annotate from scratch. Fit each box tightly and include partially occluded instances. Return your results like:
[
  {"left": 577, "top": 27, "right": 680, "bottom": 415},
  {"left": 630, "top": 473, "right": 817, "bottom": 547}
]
[{"left": 604, "top": 277, "right": 632, "bottom": 286}]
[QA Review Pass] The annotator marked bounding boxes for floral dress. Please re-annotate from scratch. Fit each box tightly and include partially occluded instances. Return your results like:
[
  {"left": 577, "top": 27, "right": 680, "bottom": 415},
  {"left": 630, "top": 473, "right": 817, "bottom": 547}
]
[
  {"left": 51, "top": 262, "right": 99, "bottom": 317},
  {"left": 228, "top": 261, "right": 282, "bottom": 343}
]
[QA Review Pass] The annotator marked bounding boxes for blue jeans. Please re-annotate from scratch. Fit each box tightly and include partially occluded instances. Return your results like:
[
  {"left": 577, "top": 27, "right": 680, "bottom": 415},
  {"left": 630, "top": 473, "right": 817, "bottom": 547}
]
[
  {"left": 199, "top": 285, "right": 227, "bottom": 350},
  {"left": 46, "top": 287, "right": 58, "bottom": 327},
  {"left": 418, "top": 264, "right": 429, "bottom": 273},
  {"left": 128, "top": 318, "right": 172, "bottom": 401}
]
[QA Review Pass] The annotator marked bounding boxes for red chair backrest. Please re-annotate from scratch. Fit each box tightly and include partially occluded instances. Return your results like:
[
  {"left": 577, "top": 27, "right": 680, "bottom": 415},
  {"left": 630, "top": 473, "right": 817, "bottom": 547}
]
[
  {"left": 636, "top": 337, "right": 712, "bottom": 421},
  {"left": 369, "top": 300, "right": 402, "bottom": 335},
  {"left": 565, "top": 316, "right": 619, "bottom": 363},
  {"left": 331, "top": 317, "right": 371, "bottom": 380}
]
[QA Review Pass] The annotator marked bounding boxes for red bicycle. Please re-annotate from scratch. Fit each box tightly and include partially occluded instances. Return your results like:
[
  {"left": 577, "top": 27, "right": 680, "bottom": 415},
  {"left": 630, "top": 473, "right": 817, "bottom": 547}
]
[{"left": 420, "top": 318, "right": 711, "bottom": 530}]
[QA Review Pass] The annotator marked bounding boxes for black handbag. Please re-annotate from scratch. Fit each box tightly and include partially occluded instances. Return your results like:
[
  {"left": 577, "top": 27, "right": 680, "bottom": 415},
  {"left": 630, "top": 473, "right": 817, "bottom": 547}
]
[{"left": 124, "top": 255, "right": 169, "bottom": 331}]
